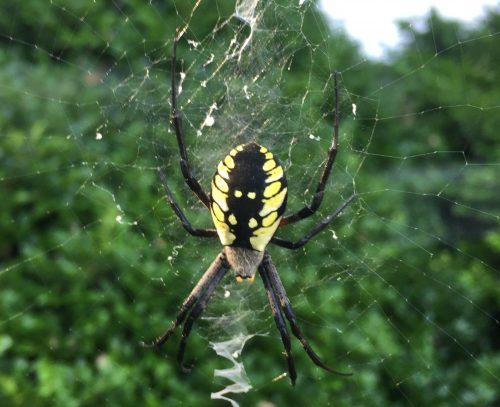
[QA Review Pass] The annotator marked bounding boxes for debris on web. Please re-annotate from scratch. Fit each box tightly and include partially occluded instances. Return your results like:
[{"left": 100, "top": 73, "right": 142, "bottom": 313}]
[{"left": 210, "top": 332, "right": 255, "bottom": 407}]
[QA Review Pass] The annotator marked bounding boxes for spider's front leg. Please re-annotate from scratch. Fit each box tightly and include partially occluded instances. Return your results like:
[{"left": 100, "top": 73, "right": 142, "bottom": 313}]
[
  {"left": 271, "top": 192, "right": 356, "bottom": 250},
  {"left": 170, "top": 33, "right": 211, "bottom": 209},
  {"left": 158, "top": 169, "right": 217, "bottom": 238},
  {"left": 280, "top": 71, "right": 341, "bottom": 226}
]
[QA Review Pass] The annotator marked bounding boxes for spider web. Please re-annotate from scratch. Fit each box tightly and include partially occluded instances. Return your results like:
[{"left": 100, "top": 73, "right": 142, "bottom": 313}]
[{"left": 1, "top": 0, "right": 500, "bottom": 406}]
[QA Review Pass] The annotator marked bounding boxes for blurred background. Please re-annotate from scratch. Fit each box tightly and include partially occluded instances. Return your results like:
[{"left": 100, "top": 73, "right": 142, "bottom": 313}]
[{"left": 1, "top": 1, "right": 499, "bottom": 406}]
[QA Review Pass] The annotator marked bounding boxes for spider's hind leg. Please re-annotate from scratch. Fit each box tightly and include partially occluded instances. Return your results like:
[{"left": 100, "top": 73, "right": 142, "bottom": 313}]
[
  {"left": 176, "top": 260, "right": 227, "bottom": 371},
  {"left": 141, "top": 252, "right": 229, "bottom": 353},
  {"left": 261, "top": 253, "right": 352, "bottom": 377},
  {"left": 258, "top": 262, "right": 297, "bottom": 385}
]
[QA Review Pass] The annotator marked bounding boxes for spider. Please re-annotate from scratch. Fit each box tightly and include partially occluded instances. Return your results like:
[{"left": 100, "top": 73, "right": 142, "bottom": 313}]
[{"left": 142, "top": 34, "right": 356, "bottom": 386}]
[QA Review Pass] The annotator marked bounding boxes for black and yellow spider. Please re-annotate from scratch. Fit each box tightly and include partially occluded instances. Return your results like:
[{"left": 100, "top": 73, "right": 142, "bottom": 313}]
[{"left": 142, "top": 34, "right": 355, "bottom": 385}]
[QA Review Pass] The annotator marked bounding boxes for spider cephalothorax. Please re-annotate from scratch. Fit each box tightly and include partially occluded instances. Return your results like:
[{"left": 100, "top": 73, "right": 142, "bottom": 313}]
[{"left": 141, "top": 33, "right": 355, "bottom": 385}]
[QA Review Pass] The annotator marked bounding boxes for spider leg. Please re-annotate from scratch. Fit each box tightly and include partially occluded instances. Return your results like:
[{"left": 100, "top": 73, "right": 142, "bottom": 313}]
[
  {"left": 258, "top": 262, "right": 297, "bottom": 385},
  {"left": 272, "top": 193, "right": 356, "bottom": 250},
  {"left": 262, "top": 253, "right": 352, "bottom": 376},
  {"left": 141, "top": 252, "right": 229, "bottom": 348},
  {"left": 177, "top": 261, "right": 227, "bottom": 372},
  {"left": 171, "top": 34, "right": 211, "bottom": 209},
  {"left": 159, "top": 169, "right": 217, "bottom": 238},
  {"left": 280, "top": 71, "right": 341, "bottom": 226}
]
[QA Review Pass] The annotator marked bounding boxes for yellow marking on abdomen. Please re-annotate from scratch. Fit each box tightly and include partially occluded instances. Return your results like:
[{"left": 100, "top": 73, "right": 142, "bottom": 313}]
[
  {"left": 260, "top": 187, "right": 287, "bottom": 217},
  {"left": 248, "top": 218, "right": 258, "bottom": 228},
  {"left": 263, "top": 159, "right": 276, "bottom": 171},
  {"left": 214, "top": 174, "right": 229, "bottom": 192},
  {"left": 211, "top": 215, "right": 236, "bottom": 245},
  {"left": 262, "top": 211, "right": 278, "bottom": 227},
  {"left": 211, "top": 183, "right": 229, "bottom": 211},
  {"left": 210, "top": 203, "right": 235, "bottom": 245},
  {"left": 265, "top": 165, "right": 283, "bottom": 183},
  {"left": 263, "top": 181, "right": 281, "bottom": 198},
  {"left": 217, "top": 162, "right": 230, "bottom": 179},
  {"left": 224, "top": 155, "right": 235, "bottom": 169},
  {"left": 249, "top": 218, "right": 282, "bottom": 251},
  {"left": 211, "top": 202, "right": 225, "bottom": 222}
]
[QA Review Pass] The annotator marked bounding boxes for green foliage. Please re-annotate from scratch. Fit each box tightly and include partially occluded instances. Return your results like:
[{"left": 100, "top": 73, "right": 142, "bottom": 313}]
[{"left": 1, "top": 1, "right": 499, "bottom": 406}]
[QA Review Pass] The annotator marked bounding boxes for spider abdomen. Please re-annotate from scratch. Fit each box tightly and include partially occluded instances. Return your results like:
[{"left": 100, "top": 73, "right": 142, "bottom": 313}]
[{"left": 210, "top": 142, "right": 287, "bottom": 251}]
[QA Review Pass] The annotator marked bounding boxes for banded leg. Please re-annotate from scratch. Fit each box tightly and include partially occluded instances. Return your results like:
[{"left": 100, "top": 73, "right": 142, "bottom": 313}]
[
  {"left": 171, "top": 34, "right": 211, "bottom": 208},
  {"left": 141, "top": 252, "right": 229, "bottom": 348},
  {"left": 177, "top": 262, "right": 228, "bottom": 371},
  {"left": 258, "top": 263, "right": 297, "bottom": 385},
  {"left": 262, "top": 253, "right": 351, "bottom": 376},
  {"left": 159, "top": 170, "right": 217, "bottom": 238},
  {"left": 280, "top": 71, "right": 341, "bottom": 226},
  {"left": 272, "top": 193, "right": 356, "bottom": 250}
]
